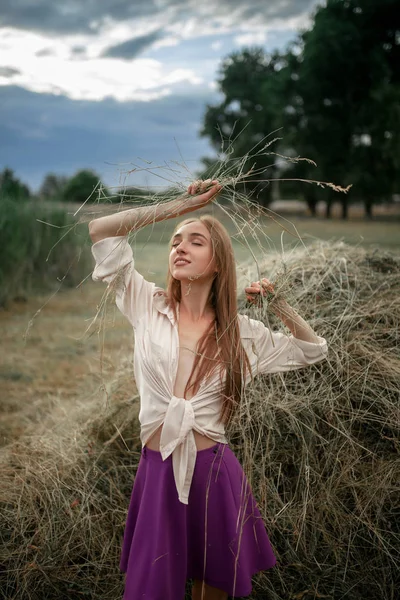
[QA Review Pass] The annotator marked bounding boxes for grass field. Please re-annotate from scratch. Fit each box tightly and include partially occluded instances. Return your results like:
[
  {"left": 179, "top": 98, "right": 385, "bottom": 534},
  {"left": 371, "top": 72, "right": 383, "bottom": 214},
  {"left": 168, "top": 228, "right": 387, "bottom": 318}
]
[
  {"left": 128, "top": 205, "right": 400, "bottom": 286},
  {"left": 1, "top": 205, "right": 399, "bottom": 446},
  {"left": 1, "top": 204, "right": 399, "bottom": 600}
]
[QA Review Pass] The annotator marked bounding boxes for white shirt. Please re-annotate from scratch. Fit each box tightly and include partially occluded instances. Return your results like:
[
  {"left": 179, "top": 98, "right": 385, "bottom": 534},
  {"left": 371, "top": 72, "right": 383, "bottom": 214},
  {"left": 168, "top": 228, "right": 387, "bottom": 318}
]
[{"left": 91, "top": 236, "right": 328, "bottom": 504}]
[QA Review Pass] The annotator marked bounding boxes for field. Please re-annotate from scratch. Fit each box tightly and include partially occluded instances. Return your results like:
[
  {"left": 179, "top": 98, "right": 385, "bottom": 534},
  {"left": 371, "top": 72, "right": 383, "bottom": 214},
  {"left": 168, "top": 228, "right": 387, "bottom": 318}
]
[
  {"left": 1, "top": 206, "right": 399, "bottom": 445},
  {"left": 1, "top": 204, "right": 399, "bottom": 599}
]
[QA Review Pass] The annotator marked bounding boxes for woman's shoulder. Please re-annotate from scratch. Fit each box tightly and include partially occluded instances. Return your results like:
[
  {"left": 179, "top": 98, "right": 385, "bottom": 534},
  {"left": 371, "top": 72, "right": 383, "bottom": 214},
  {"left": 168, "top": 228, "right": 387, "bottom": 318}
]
[
  {"left": 237, "top": 313, "right": 263, "bottom": 339},
  {"left": 153, "top": 290, "right": 176, "bottom": 317}
]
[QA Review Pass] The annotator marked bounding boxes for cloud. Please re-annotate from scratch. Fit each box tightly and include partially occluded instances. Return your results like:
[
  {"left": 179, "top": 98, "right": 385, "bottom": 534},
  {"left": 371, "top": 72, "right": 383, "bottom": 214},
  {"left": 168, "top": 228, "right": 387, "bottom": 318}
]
[
  {"left": 1, "top": 1, "right": 318, "bottom": 36},
  {"left": 235, "top": 31, "right": 267, "bottom": 46},
  {"left": 211, "top": 40, "right": 223, "bottom": 51},
  {"left": 0, "top": 66, "right": 21, "bottom": 77},
  {"left": 0, "top": 1, "right": 319, "bottom": 102},
  {"left": 102, "top": 30, "right": 164, "bottom": 59},
  {"left": 0, "top": 85, "right": 216, "bottom": 191},
  {"left": 0, "top": 0, "right": 321, "bottom": 193},
  {"left": 35, "top": 47, "right": 56, "bottom": 57},
  {"left": 70, "top": 45, "right": 86, "bottom": 55},
  {"left": 0, "top": 28, "right": 203, "bottom": 102}
]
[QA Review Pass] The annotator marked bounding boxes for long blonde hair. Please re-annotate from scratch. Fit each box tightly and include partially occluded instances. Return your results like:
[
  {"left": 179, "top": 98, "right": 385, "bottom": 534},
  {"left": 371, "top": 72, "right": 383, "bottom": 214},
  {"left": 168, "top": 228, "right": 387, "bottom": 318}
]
[{"left": 165, "top": 215, "right": 252, "bottom": 426}]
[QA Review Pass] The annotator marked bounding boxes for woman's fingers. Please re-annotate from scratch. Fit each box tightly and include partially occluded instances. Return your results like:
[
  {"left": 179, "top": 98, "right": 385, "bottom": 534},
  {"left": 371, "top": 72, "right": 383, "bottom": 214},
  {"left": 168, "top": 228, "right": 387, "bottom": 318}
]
[
  {"left": 260, "top": 278, "right": 275, "bottom": 292},
  {"left": 187, "top": 181, "right": 198, "bottom": 195},
  {"left": 188, "top": 180, "right": 199, "bottom": 195},
  {"left": 200, "top": 178, "right": 212, "bottom": 190},
  {"left": 245, "top": 278, "right": 275, "bottom": 300},
  {"left": 246, "top": 288, "right": 266, "bottom": 297},
  {"left": 187, "top": 179, "right": 220, "bottom": 196},
  {"left": 187, "top": 179, "right": 205, "bottom": 195}
]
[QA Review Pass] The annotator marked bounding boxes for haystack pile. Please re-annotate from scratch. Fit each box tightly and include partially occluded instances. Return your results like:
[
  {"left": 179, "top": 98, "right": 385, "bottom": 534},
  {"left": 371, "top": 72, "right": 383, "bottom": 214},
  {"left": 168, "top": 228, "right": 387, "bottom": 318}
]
[
  {"left": 234, "top": 240, "right": 399, "bottom": 599},
  {"left": 1, "top": 240, "right": 399, "bottom": 600}
]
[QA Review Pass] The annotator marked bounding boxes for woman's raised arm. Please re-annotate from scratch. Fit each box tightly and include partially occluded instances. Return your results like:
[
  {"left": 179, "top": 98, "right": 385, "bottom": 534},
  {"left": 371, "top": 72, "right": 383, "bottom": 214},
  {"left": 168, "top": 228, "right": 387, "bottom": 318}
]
[{"left": 88, "top": 179, "right": 222, "bottom": 243}]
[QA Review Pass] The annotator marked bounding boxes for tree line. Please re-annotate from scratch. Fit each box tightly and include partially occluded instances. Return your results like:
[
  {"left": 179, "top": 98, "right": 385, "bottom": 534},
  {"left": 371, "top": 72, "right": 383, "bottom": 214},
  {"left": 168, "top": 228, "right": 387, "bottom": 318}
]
[
  {"left": 0, "top": 167, "right": 155, "bottom": 205},
  {"left": 0, "top": 168, "right": 106, "bottom": 204}
]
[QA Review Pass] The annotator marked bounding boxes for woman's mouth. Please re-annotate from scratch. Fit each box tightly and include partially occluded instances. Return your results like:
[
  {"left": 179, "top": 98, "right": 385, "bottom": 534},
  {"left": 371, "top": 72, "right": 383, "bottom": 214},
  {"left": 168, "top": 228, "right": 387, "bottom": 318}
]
[{"left": 174, "top": 260, "right": 191, "bottom": 266}]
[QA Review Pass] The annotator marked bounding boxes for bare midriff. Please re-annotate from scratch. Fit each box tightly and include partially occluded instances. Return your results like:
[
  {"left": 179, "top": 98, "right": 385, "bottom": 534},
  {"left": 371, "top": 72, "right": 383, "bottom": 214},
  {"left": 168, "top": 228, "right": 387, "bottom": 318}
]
[
  {"left": 144, "top": 310, "right": 219, "bottom": 452},
  {"left": 145, "top": 425, "right": 218, "bottom": 451}
]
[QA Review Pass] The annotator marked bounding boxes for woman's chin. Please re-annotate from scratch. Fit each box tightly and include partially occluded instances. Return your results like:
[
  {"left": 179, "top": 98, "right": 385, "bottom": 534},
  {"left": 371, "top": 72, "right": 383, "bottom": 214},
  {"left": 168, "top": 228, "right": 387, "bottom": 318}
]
[
  {"left": 171, "top": 267, "right": 193, "bottom": 280},
  {"left": 171, "top": 267, "right": 213, "bottom": 283}
]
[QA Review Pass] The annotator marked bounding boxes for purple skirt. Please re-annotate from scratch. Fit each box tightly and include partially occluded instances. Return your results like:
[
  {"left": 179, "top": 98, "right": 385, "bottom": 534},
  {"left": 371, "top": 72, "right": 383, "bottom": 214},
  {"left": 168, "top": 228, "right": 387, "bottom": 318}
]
[{"left": 119, "top": 442, "right": 277, "bottom": 599}]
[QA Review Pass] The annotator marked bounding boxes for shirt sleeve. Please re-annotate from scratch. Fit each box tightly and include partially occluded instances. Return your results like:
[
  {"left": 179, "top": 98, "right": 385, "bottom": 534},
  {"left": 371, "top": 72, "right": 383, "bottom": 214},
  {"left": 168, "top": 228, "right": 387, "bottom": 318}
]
[
  {"left": 91, "top": 236, "right": 158, "bottom": 329},
  {"left": 242, "top": 316, "right": 328, "bottom": 376}
]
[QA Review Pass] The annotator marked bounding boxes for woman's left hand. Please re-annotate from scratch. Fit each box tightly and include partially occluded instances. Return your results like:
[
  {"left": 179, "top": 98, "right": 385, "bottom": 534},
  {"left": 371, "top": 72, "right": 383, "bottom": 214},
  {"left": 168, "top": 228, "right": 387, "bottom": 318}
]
[
  {"left": 245, "top": 278, "right": 276, "bottom": 304},
  {"left": 186, "top": 179, "right": 222, "bottom": 209}
]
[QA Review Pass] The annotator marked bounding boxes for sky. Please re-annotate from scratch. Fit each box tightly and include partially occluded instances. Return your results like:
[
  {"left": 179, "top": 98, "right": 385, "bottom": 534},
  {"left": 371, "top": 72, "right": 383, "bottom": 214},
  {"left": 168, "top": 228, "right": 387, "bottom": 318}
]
[{"left": 0, "top": 0, "right": 322, "bottom": 193}]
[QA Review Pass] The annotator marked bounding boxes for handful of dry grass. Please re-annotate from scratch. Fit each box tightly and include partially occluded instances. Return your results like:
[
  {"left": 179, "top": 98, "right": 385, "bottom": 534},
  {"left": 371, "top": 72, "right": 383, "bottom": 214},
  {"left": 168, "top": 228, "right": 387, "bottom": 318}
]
[{"left": 0, "top": 240, "right": 399, "bottom": 600}]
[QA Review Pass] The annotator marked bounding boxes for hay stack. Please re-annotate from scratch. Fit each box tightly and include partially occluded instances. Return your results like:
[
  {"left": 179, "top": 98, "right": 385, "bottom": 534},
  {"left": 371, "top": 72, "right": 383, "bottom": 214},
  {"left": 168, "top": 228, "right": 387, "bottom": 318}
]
[
  {"left": 0, "top": 365, "right": 141, "bottom": 600},
  {"left": 233, "top": 240, "right": 399, "bottom": 599},
  {"left": 1, "top": 240, "right": 399, "bottom": 600}
]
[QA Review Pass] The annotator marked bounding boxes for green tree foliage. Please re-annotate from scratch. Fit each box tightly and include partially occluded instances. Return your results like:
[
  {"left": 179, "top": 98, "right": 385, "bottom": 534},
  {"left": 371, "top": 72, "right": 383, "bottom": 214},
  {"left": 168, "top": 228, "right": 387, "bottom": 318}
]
[
  {"left": 0, "top": 167, "right": 31, "bottom": 201},
  {"left": 39, "top": 173, "right": 69, "bottom": 200},
  {"left": 201, "top": 0, "right": 400, "bottom": 219},
  {"left": 62, "top": 169, "right": 111, "bottom": 204},
  {"left": 296, "top": 0, "right": 400, "bottom": 218},
  {"left": 201, "top": 49, "right": 285, "bottom": 207}
]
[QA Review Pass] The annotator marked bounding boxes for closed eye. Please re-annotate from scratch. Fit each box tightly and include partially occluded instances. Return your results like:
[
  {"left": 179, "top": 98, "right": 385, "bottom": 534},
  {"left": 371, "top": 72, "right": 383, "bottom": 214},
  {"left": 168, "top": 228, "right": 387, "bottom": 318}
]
[{"left": 171, "top": 242, "right": 202, "bottom": 247}]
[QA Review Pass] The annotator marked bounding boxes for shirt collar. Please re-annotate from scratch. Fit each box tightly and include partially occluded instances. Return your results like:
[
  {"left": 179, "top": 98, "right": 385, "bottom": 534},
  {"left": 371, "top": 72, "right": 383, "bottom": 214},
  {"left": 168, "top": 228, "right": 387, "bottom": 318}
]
[{"left": 153, "top": 289, "right": 178, "bottom": 326}]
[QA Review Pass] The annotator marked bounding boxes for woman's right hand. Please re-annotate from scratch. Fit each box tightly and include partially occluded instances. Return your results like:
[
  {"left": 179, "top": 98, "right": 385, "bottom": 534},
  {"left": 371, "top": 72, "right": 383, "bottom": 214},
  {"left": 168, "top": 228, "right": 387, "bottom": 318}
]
[{"left": 186, "top": 179, "right": 222, "bottom": 209}]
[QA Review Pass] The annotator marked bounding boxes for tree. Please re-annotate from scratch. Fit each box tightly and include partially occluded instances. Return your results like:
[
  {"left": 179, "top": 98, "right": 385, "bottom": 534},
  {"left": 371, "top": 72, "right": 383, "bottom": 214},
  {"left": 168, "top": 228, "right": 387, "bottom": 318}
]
[
  {"left": 0, "top": 168, "right": 31, "bottom": 201},
  {"left": 201, "top": 0, "right": 400, "bottom": 219},
  {"left": 200, "top": 48, "right": 286, "bottom": 208},
  {"left": 62, "top": 169, "right": 110, "bottom": 204},
  {"left": 39, "top": 173, "right": 69, "bottom": 200},
  {"left": 294, "top": 0, "right": 400, "bottom": 218}
]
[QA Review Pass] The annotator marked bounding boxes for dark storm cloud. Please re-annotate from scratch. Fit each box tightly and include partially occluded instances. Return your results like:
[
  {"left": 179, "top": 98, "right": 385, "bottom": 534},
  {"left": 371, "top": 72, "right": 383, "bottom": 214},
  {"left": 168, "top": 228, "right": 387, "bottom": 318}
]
[
  {"left": 0, "top": 85, "right": 216, "bottom": 191},
  {"left": 0, "top": 66, "right": 21, "bottom": 77},
  {"left": 102, "top": 30, "right": 164, "bottom": 59},
  {"left": 0, "top": 0, "right": 317, "bottom": 36}
]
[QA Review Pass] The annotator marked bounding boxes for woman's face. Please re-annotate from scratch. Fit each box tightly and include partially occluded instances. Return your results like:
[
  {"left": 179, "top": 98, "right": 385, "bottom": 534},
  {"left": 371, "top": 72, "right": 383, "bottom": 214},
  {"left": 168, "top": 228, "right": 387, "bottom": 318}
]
[{"left": 169, "top": 221, "right": 217, "bottom": 282}]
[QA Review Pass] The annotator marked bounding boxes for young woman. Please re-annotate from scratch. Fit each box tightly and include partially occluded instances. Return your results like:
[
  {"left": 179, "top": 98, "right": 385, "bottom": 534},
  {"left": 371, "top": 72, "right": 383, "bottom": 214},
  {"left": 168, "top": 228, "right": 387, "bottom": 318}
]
[{"left": 89, "top": 180, "right": 328, "bottom": 600}]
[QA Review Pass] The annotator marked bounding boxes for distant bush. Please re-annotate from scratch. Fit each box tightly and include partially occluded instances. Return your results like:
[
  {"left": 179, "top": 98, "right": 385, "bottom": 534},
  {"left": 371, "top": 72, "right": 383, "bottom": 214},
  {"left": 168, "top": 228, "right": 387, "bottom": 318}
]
[
  {"left": 0, "top": 167, "right": 31, "bottom": 201},
  {"left": 0, "top": 196, "right": 91, "bottom": 306},
  {"left": 62, "top": 169, "right": 111, "bottom": 204},
  {"left": 114, "top": 186, "right": 155, "bottom": 204},
  {"left": 39, "top": 173, "right": 69, "bottom": 200}
]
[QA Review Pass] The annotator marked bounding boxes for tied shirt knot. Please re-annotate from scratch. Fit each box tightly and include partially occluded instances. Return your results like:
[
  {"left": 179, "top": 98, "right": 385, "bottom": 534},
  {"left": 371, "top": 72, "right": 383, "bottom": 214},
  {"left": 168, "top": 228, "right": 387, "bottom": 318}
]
[{"left": 159, "top": 396, "right": 198, "bottom": 504}]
